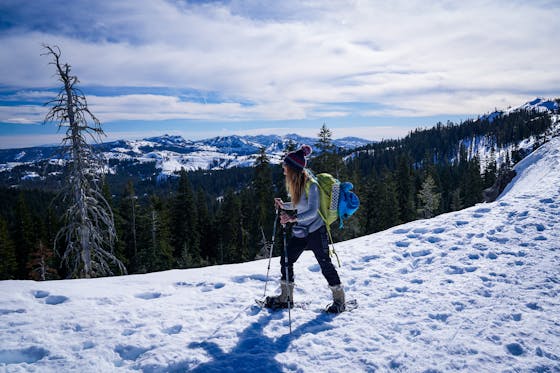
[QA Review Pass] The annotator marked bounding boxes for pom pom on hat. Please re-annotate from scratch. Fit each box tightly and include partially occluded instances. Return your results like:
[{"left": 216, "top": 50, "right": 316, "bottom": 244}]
[
  {"left": 284, "top": 144, "right": 312, "bottom": 171},
  {"left": 300, "top": 144, "right": 312, "bottom": 157}
]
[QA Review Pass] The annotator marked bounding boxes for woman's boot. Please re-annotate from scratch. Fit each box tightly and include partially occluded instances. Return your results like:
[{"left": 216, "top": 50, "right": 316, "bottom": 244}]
[
  {"left": 265, "top": 280, "right": 294, "bottom": 309},
  {"left": 326, "top": 284, "right": 345, "bottom": 313}
]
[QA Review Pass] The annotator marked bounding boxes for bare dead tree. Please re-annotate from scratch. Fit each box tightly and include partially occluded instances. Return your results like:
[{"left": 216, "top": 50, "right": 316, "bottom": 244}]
[{"left": 43, "top": 45, "right": 126, "bottom": 278}]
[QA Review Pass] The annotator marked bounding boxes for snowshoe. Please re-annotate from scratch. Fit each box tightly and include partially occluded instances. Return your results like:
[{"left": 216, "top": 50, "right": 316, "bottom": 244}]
[{"left": 325, "top": 299, "right": 358, "bottom": 313}]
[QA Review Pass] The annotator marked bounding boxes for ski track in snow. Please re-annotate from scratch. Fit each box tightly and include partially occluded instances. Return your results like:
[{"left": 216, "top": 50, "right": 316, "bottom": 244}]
[{"left": 1, "top": 138, "right": 560, "bottom": 372}]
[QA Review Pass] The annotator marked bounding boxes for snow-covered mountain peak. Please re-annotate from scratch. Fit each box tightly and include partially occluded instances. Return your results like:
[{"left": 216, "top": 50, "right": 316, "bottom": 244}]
[{"left": 482, "top": 97, "right": 558, "bottom": 122}]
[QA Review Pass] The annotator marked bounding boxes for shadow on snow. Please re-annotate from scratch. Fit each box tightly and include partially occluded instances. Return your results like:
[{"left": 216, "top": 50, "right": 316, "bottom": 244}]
[{"left": 185, "top": 310, "right": 336, "bottom": 372}]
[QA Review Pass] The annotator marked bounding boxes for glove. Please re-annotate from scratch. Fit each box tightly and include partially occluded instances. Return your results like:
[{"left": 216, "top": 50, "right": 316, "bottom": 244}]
[
  {"left": 274, "top": 198, "right": 284, "bottom": 209},
  {"left": 280, "top": 211, "right": 297, "bottom": 225}
]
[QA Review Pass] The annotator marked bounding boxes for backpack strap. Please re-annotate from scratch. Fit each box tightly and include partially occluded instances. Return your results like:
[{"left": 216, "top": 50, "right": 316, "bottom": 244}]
[{"left": 325, "top": 225, "right": 341, "bottom": 267}]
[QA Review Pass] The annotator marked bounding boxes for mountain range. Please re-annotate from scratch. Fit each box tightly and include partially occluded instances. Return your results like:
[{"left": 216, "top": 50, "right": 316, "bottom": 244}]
[
  {"left": 0, "top": 98, "right": 558, "bottom": 186},
  {"left": 0, "top": 133, "right": 372, "bottom": 179}
]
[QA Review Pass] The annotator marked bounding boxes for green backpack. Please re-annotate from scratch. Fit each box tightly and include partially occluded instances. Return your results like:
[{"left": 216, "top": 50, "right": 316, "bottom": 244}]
[
  {"left": 305, "top": 172, "right": 340, "bottom": 228},
  {"left": 305, "top": 171, "right": 342, "bottom": 265},
  {"left": 305, "top": 169, "right": 361, "bottom": 266}
]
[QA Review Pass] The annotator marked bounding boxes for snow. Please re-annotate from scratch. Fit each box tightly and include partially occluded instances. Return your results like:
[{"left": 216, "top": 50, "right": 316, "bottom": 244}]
[
  {"left": 21, "top": 171, "right": 40, "bottom": 180},
  {"left": 1, "top": 138, "right": 560, "bottom": 372}
]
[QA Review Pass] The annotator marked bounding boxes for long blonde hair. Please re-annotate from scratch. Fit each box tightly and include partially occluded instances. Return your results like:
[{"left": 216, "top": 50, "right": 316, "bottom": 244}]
[{"left": 285, "top": 165, "right": 308, "bottom": 205}]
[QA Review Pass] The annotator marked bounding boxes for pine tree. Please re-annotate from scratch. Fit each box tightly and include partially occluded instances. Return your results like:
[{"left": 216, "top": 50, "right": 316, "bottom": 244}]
[
  {"left": 396, "top": 154, "right": 416, "bottom": 223},
  {"left": 463, "top": 156, "right": 484, "bottom": 206},
  {"left": 483, "top": 148, "right": 497, "bottom": 188},
  {"left": 417, "top": 174, "right": 441, "bottom": 219},
  {"left": 43, "top": 45, "right": 125, "bottom": 278},
  {"left": 138, "top": 196, "right": 173, "bottom": 272},
  {"left": 196, "top": 188, "right": 215, "bottom": 265},
  {"left": 218, "top": 190, "right": 244, "bottom": 263},
  {"left": 118, "top": 181, "right": 139, "bottom": 272},
  {"left": 14, "top": 192, "right": 35, "bottom": 278},
  {"left": 450, "top": 188, "right": 463, "bottom": 211},
  {"left": 379, "top": 171, "right": 400, "bottom": 230},
  {"left": 312, "top": 123, "right": 344, "bottom": 176},
  {"left": 253, "top": 147, "right": 274, "bottom": 239},
  {"left": 0, "top": 217, "right": 17, "bottom": 280},
  {"left": 284, "top": 139, "right": 297, "bottom": 154},
  {"left": 170, "top": 169, "right": 199, "bottom": 268}
]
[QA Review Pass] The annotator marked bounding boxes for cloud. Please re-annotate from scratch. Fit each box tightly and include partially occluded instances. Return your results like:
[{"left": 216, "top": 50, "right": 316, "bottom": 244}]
[
  {"left": 0, "top": 0, "right": 559, "bottom": 129},
  {"left": 0, "top": 105, "right": 47, "bottom": 124}
]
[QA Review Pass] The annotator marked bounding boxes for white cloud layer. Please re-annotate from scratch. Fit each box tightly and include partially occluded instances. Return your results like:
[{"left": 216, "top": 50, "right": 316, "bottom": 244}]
[{"left": 0, "top": 0, "right": 559, "bottom": 128}]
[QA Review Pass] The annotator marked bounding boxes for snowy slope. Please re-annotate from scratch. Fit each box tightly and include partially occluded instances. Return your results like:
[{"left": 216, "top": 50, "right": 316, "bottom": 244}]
[{"left": 1, "top": 138, "right": 560, "bottom": 372}]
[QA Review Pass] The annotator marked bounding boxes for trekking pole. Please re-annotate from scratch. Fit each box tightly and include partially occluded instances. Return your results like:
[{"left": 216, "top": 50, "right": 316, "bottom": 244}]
[
  {"left": 282, "top": 223, "right": 292, "bottom": 335},
  {"left": 262, "top": 209, "right": 279, "bottom": 298}
]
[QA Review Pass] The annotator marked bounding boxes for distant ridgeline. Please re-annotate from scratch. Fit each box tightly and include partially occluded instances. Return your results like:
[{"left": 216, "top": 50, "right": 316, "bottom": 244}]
[{"left": 0, "top": 98, "right": 558, "bottom": 280}]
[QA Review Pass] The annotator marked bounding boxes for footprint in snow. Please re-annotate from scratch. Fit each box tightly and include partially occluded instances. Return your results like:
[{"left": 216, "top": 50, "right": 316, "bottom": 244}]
[
  {"left": 517, "top": 211, "right": 529, "bottom": 220},
  {"left": 392, "top": 228, "right": 410, "bottom": 234},
  {"left": 411, "top": 249, "right": 431, "bottom": 258},
  {"left": 200, "top": 283, "right": 226, "bottom": 292},
  {"left": 163, "top": 325, "right": 182, "bottom": 335},
  {"left": 447, "top": 266, "right": 465, "bottom": 275},
  {"left": 135, "top": 292, "right": 161, "bottom": 300},
  {"left": 505, "top": 343, "right": 524, "bottom": 356},
  {"left": 432, "top": 227, "right": 445, "bottom": 234},
  {"left": 425, "top": 236, "right": 441, "bottom": 244},
  {"left": 0, "top": 346, "right": 49, "bottom": 364},
  {"left": 487, "top": 252, "right": 498, "bottom": 260},
  {"left": 45, "top": 295, "right": 69, "bottom": 305},
  {"left": 452, "top": 302, "right": 465, "bottom": 311},
  {"left": 0, "top": 309, "right": 26, "bottom": 315},
  {"left": 446, "top": 266, "right": 477, "bottom": 275},
  {"left": 114, "top": 344, "right": 151, "bottom": 361},
  {"left": 428, "top": 313, "right": 451, "bottom": 322},
  {"left": 474, "top": 243, "right": 488, "bottom": 251},
  {"left": 526, "top": 302, "right": 543, "bottom": 311},
  {"left": 361, "top": 255, "right": 381, "bottom": 262},
  {"left": 231, "top": 274, "right": 267, "bottom": 283},
  {"left": 32, "top": 290, "right": 49, "bottom": 298}
]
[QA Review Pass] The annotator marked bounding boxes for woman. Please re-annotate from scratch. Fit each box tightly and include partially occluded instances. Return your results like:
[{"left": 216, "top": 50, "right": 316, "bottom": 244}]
[{"left": 265, "top": 144, "right": 346, "bottom": 313}]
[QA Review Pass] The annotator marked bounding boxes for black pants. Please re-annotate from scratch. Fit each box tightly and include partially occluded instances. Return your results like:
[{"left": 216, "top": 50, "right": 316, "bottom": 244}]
[{"left": 280, "top": 225, "right": 341, "bottom": 286}]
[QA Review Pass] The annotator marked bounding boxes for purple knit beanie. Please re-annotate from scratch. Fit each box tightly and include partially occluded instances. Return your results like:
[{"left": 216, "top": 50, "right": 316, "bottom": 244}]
[{"left": 284, "top": 145, "right": 313, "bottom": 171}]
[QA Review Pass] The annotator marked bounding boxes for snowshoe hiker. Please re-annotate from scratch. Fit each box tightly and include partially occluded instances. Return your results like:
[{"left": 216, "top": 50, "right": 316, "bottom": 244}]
[{"left": 264, "top": 144, "right": 347, "bottom": 313}]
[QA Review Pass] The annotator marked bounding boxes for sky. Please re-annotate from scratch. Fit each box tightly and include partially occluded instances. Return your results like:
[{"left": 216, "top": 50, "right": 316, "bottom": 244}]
[{"left": 0, "top": 0, "right": 559, "bottom": 149}]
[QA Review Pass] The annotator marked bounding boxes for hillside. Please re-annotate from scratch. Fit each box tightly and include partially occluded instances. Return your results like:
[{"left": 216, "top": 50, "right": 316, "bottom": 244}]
[{"left": 1, "top": 136, "right": 558, "bottom": 371}]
